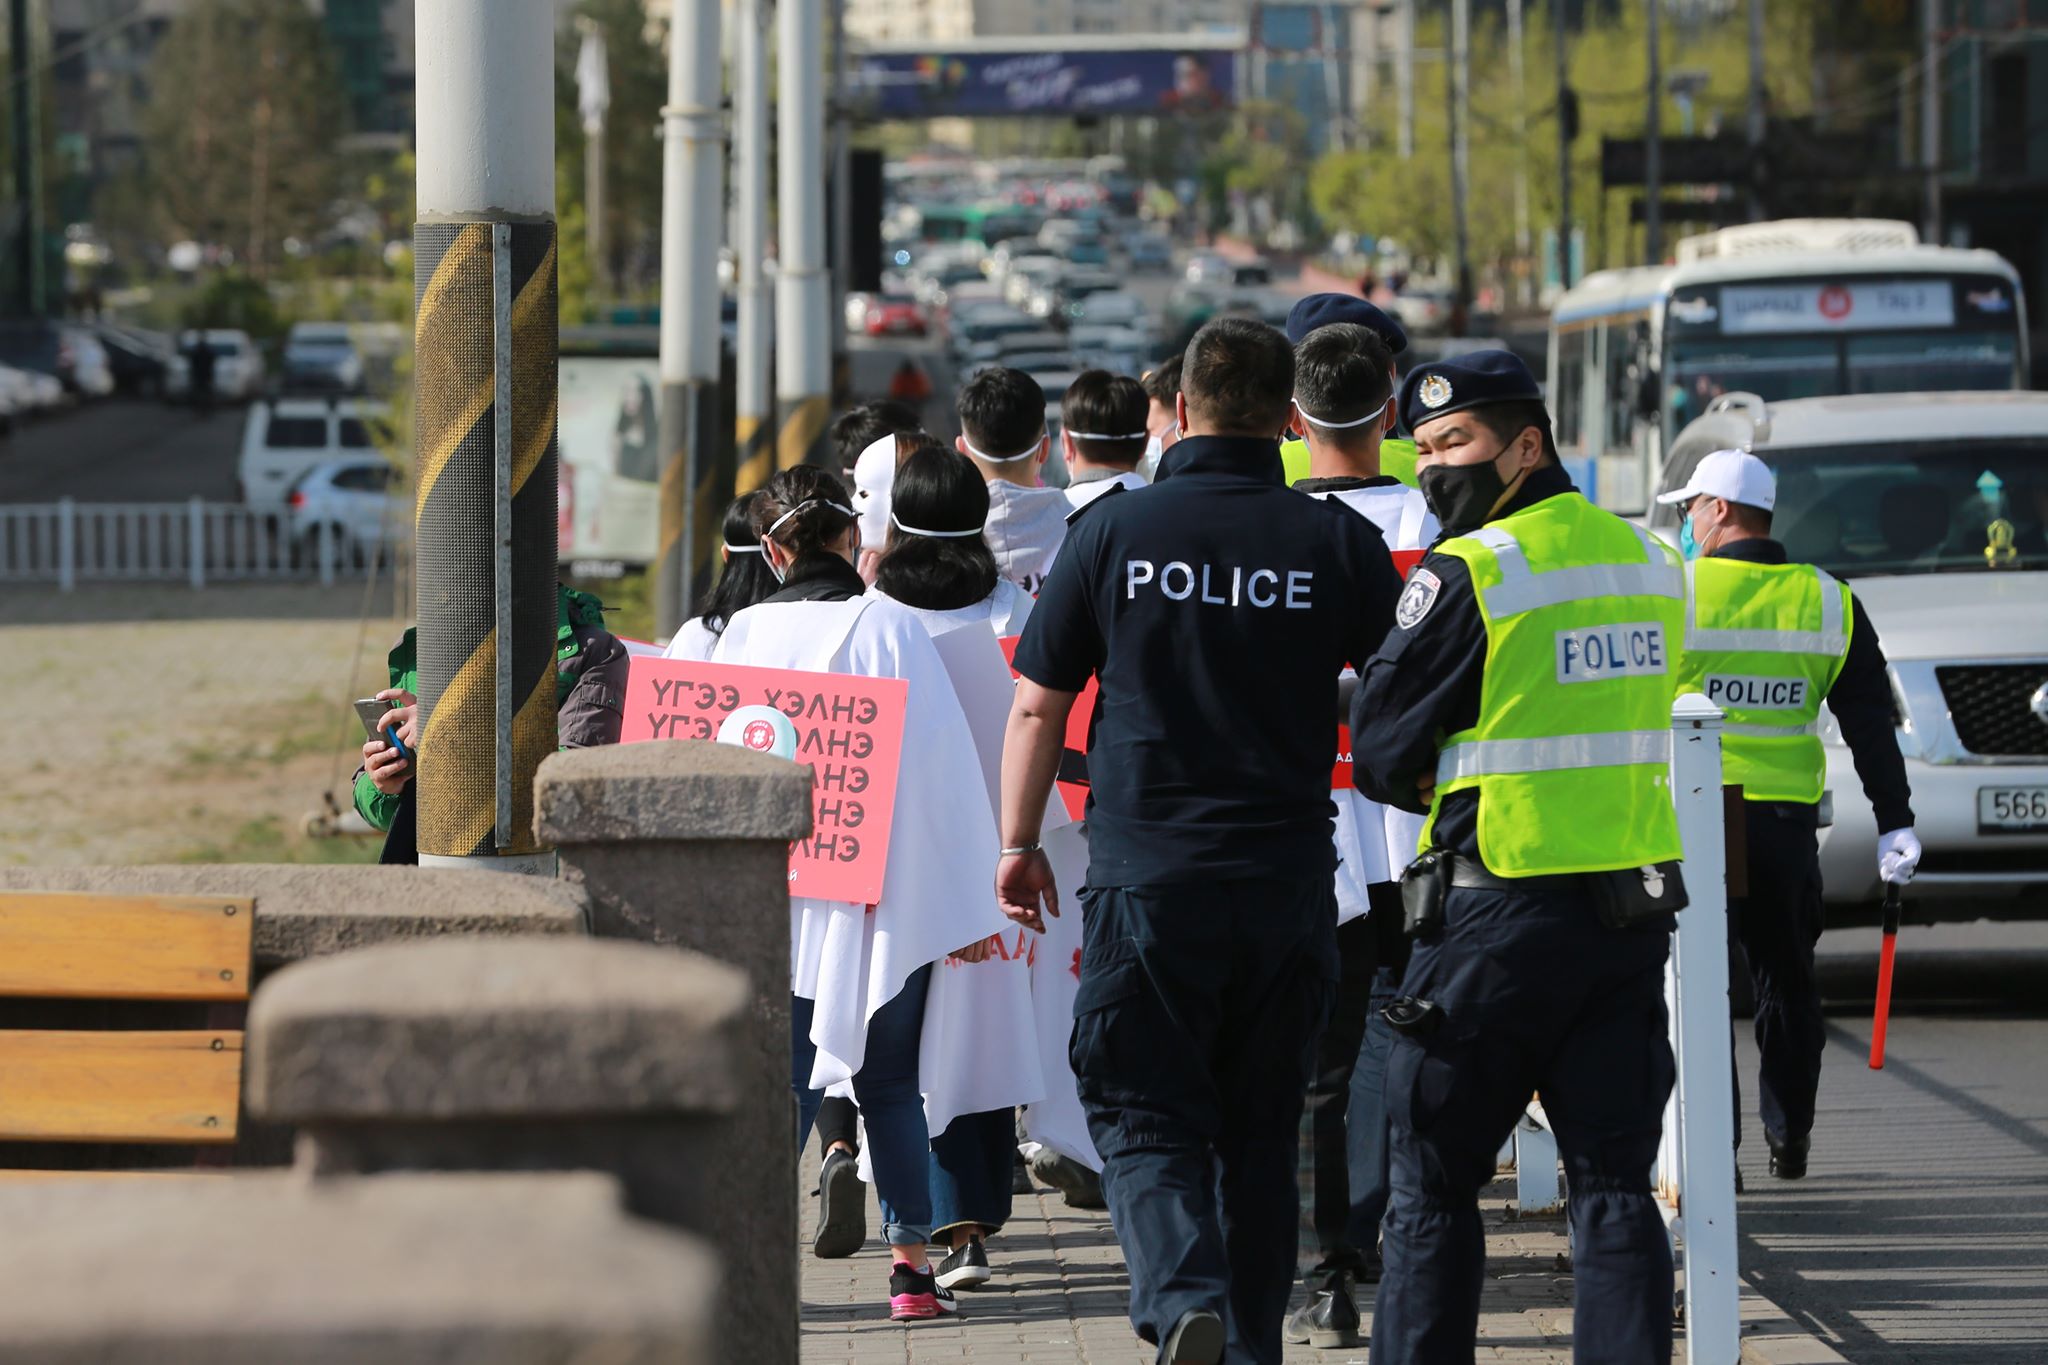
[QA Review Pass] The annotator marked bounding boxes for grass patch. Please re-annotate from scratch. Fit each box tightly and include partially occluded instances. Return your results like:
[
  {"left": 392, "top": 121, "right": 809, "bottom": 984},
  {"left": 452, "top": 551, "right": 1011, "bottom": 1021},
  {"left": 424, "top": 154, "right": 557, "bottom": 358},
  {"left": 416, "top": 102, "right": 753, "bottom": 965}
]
[
  {"left": 177, "top": 815, "right": 382, "bottom": 866},
  {"left": 181, "top": 692, "right": 363, "bottom": 774}
]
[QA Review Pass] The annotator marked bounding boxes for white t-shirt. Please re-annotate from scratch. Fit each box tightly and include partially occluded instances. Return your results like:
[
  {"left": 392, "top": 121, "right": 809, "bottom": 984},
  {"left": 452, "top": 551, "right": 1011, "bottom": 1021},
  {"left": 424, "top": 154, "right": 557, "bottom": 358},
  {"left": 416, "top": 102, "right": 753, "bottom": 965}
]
[{"left": 1309, "top": 478, "right": 1439, "bottom": 924}]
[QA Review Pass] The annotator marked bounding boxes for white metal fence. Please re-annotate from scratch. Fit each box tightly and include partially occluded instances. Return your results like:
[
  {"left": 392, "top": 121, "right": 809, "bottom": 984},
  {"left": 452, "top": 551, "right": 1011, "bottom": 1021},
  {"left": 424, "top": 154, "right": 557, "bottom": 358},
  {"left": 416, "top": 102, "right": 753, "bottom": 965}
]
[
  {"left": 0, "top": 498, "right": 394, "bottom": 589},
  {"left": 1508, "top": 694, "right": 1740, "bottom": 1364}
]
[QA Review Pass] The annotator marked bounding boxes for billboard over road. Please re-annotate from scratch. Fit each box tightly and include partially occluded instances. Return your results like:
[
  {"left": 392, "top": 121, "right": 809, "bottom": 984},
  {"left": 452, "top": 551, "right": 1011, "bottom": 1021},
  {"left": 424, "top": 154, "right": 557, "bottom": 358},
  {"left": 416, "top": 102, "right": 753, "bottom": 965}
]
[{"left": 852, "top": 48, "right": 1236, "bottom": 119}]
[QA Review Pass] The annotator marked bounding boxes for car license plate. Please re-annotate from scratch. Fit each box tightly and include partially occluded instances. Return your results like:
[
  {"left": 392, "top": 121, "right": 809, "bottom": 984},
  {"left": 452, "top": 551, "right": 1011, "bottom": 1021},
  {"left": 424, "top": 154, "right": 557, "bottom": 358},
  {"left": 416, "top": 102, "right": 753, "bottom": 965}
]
[{"left": 1978, "top": 786, "right": 2048, "bottom": 832}]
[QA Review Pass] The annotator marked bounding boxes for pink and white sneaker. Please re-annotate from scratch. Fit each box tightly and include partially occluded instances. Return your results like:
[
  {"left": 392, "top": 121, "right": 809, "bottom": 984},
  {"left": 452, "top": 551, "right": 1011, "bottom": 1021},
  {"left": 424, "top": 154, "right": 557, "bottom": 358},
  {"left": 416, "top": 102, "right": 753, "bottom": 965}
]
[{"left": 888, "top": 1261, "right": 940, "bottom": 1321}]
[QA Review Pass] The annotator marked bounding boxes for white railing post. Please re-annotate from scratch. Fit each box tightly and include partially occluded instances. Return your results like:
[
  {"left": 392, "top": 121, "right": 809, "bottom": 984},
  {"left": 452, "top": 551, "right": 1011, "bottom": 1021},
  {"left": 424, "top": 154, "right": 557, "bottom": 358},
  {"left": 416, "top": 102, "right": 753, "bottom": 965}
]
[
  {"left": 56, "top": 497, "right": 76, "bottom": 593},
  {"left": 188, "top": 497, "right": 206, "bottom": 590},
  {"left": 1666, "top": 692, "right": 1740, "bottom": 1364}
]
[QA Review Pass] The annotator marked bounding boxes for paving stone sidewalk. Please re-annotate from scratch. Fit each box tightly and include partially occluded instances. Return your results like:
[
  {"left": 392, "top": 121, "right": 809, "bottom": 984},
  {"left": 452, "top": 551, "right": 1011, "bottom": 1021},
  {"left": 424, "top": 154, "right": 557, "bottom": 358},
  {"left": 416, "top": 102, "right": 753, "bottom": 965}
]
[{"left": 798, "top": 1152, "right": 1843, "bottom": 1365}]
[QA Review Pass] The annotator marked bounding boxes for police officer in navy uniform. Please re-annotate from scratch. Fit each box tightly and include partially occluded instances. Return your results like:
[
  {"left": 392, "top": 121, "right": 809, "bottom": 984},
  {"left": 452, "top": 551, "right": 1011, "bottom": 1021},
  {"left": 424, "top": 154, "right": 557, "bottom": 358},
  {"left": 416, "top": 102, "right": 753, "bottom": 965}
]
[
  {"left": 1352, "top": 352, "right": 1687, "bottom": 1364},
  {"left": 997, "top": 317, "right": 1404, "bottom": 1365},
  {"left": 1661, "top": 449, "right": 1920, "bottom": 1180}
]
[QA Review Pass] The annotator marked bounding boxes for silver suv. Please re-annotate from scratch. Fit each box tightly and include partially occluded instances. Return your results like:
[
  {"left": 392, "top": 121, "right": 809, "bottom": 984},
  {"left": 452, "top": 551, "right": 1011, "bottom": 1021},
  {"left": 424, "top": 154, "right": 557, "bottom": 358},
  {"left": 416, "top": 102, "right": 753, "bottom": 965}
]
[{"left": 1655, "top": 390, "right": 2048, "bottom": 923}]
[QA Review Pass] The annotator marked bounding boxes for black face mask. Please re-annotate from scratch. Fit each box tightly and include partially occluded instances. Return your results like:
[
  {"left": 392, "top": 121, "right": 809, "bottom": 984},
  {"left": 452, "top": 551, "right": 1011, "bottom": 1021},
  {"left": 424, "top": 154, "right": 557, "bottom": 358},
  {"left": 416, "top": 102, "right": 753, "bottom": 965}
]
[{"left": 1418, "top": 456, "right": 1510, "bottom": 535}]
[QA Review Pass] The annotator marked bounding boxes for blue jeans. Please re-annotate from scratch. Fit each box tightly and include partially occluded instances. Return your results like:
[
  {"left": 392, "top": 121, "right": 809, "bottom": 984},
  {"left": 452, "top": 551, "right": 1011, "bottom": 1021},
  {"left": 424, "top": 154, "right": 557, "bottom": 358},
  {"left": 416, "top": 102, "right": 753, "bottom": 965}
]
[
  {"left": 930, "top": 1107, "right": 1017, "bottom": 1239},
  {"left": 792, "top": 964, "right": 933, "bottom": 1247}
]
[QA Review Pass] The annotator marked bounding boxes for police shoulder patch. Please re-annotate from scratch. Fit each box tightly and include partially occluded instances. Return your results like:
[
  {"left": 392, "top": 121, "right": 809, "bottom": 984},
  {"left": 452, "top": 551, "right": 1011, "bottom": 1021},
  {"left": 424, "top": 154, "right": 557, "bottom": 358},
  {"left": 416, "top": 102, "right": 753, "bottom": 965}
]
[{"left": 1395, "top": 567, "right": 1442, "bottom": 630}]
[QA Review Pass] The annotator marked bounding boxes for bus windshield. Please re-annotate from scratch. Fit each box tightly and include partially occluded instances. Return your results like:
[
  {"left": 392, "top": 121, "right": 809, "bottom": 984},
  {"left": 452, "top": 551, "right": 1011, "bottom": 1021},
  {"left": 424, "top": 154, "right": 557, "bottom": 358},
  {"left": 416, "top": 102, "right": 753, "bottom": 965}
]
[{"left": 1761, "top": 439, "right": 2048, "bottom": 577}]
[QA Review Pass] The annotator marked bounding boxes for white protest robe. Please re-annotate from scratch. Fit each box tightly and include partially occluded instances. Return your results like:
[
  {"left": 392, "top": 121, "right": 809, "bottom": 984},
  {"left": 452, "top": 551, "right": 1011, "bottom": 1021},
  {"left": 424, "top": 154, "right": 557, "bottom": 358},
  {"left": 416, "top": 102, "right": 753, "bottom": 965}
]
[
  {"left": 1311, "top": 480, "right": 1437, "bottom": 922},
  {"left": 878, "top": 586, "right": 1101, "bottom": 1169},
  {"left": 664, "top": 615, "right": 719, "bottom": 663},
  {"left": 711, "top": 594, "right": 1012, "bottom": 1120}
]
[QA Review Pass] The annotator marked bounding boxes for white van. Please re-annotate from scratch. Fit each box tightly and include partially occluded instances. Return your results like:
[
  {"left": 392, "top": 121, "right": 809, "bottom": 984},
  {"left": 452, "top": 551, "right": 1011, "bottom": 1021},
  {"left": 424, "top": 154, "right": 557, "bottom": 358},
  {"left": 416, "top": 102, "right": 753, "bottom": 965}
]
[{"left": 237, "top": 397, "right": 392, "bottom": 511}]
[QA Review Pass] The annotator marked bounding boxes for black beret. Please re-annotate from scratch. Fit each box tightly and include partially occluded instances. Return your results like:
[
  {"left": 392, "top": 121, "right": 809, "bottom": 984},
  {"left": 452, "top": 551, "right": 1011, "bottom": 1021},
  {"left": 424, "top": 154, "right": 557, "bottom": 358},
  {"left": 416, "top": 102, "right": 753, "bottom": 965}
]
[
  {"left": 1397, "top": 350, "right": 1543, "bottom": 434},
  {"left": 1284, "top": 292, "right": 1408, "bottom": 354}
]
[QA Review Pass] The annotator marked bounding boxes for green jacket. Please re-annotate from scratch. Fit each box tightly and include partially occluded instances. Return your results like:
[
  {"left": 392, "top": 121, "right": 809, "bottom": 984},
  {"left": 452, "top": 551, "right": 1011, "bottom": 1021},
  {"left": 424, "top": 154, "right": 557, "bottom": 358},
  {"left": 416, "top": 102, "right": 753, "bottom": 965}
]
[{"left": 353, "top": 585, "right": 626, "bottom": 832}]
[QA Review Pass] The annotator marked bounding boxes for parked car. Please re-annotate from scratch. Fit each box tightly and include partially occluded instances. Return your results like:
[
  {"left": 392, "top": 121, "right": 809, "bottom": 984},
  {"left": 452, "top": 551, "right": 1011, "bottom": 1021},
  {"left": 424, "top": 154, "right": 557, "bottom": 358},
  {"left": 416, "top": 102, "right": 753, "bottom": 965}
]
[
  {"left": 0, "top": 360, "right": 63, "bottom": 418},
  {"left": 949, "top": 307, "right": 1043, "bottom": 364},
  {"left": 0, "top": 364, "right": 35, "bottom": 430},
  {"left": 0, "top": 320, "right": 113, "bottom": 400},
  {"left": 238, "top": 397, "right": 389, "bottom": 511},
  {"left": 94, "top": 324, "right": 178, "bottom": 396},
  {"left": 1653, "top": 390, "right": 2048, "bottom": 923},
  {"left": 1068, "top": 291, "right": 1150, "bottom": 330},
  {"left": 1391, "top": 286, "right": 1456, "bottom": 335},
  {"left": 280, "top": 322, "right": 365, "bottom": 394},
  {"left": 168, "top": 329, "right": 266, "bottom": 402},
  {"left": 1065, "top": 239, "right": 1111, "bottom": 267},
  {"left": 286, "top": 456, "right": 409, "bottom": 563}
]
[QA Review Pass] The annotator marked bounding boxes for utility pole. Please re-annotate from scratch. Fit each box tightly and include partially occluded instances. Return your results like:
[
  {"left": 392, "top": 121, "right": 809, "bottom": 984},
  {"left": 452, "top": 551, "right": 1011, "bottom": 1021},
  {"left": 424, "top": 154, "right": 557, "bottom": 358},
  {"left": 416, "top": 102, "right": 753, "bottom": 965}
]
[
  {"left": 1449, "top": 0, "right": 1471, "bottom": 333},
  {"left": 411, "top": 0, "right": 558, "bottom": 871},
  {"left": 1508, "top": 0, "right": 1530, "bottom": 305},
  {"left": 829, "top": 0, "right": 852, "bottom": 407},
  {"left": 1397, "top": 0, "right": 1415, "bottom": 159},
  {"left": 9, "top": 0, "right": 45, "bottom": 316},
  {"left": 1645, "top": 0, "right": 1663, "bottom": 265},
  {"left": 656, "top": 0, "right": 726, "bottom": 637},
  {"left": 777, "top": 0, "right": 831, "bottom": 469},
  {"left": 1746, "top": 0, "right": 1765, "bottom": 220},
  {"left": 735, "top": 0, "right": 774, "bottom": 495},
  {"left": 575, "top": 19, "right": 609, "bottom": 298},
  {"left": 1922, "top": 0, "right": 1941, "bottom": 243},
  {"left": 1554, "top": 0, "right": 1573, "bottom": 292}
]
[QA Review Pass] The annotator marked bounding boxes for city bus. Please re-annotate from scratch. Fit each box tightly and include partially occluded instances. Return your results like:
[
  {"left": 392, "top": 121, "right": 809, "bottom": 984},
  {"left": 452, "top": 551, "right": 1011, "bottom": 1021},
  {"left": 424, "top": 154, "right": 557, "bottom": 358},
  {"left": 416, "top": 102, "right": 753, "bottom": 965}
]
[
  {"left": 1549, "top": 219, "right": 2029, "bottom": 514},
  {"left": 913, "top": 203, "right": 1040, "bottom": 253}
]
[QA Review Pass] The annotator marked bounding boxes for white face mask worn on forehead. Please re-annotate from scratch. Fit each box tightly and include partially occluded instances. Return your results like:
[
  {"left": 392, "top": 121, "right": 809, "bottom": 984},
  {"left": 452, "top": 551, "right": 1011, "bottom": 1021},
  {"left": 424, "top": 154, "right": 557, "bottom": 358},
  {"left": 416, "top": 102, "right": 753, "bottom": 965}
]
[
  {"left": 889, "top": 512, "right": 985, "bottom": 539},
  {"left": 764, "top": 498, "right": 856, "bottom": 538},
  {"left": 963, "top": 431, "right": 1045, "bottom": 463}
]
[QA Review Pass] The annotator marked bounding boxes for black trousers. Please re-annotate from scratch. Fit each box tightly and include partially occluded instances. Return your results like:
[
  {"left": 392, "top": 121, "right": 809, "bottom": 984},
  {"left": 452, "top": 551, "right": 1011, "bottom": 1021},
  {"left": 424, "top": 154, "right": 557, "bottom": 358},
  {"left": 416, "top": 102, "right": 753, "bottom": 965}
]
[
  {"left": 1731, "top": 802, "right": 1827, "bottom": 1148},
  {"left": 1074, "top": 874, "right": 1338, "bottom": 1365},
  {"left": 1301, "top": 884, "right": 1410, "bottom": 1291},
  {"left": 1371, "top": 884, "right": 1674, "bottom": 1365}
]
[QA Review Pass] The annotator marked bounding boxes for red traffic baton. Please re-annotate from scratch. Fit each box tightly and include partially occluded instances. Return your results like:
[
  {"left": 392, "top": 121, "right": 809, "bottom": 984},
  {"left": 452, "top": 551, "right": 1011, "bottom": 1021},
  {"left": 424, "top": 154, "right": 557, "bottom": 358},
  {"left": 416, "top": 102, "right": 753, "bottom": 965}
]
[{"left": 1868, "top": 881, "right": 1903, "bottom": 1070}]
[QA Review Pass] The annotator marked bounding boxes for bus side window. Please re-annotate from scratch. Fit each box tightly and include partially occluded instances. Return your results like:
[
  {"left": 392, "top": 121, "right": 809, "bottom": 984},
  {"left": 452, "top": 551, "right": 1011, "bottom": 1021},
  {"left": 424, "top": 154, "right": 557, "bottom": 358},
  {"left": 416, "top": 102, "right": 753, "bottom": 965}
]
[
  {"left": 1555, "top": 330, "right": 1587, "bottom": 451},
  {"left": 1605, "top": 323, "right": 1643, "bottom": 451}
]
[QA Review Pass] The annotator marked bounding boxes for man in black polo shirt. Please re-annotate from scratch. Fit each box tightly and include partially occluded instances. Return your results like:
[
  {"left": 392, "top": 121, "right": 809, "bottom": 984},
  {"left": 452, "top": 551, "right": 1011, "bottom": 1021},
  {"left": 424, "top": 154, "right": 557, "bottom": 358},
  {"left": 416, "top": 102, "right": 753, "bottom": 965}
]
[{"left": 996, "top": 317, "right": 1404, "bottom": 1365}]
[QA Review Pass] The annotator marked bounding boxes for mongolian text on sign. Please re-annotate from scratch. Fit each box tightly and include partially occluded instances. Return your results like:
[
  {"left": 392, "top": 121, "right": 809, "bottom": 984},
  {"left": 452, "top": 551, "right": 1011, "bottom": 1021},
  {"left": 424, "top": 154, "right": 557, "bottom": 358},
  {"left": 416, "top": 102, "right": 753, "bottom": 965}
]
[{"left": 622, "top": 657, "right": 908, "bottom": 904}]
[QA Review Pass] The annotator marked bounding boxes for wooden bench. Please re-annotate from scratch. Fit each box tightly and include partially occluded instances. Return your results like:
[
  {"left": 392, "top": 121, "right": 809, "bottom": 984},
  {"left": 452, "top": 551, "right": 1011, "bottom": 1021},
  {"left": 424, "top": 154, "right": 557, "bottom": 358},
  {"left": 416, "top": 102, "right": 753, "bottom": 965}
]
[{"left": 0, "top": 891, "right": 253, "bottom": 1168}]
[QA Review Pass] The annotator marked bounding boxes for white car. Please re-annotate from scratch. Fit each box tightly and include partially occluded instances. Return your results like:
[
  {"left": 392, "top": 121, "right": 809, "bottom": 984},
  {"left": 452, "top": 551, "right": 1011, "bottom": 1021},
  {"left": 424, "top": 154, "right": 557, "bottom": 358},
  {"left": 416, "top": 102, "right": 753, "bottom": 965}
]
[
  {"left": 1653, "top": 390, "right": 2048, "bottom": 922},
  {"left": 167, "top": 329, "right": 267, "bottom": 402},
  {"left": 0, "top": 363, "right": 59, "bottom": 424},
  {"left": 238, "top": 397, "right": 391, "bottom": 511},
  {"left": 286, "top": 456, "right": 409, "bottom": 563},
  {"left": 280, "top": 322, "right": 364, "bottom": 394}
]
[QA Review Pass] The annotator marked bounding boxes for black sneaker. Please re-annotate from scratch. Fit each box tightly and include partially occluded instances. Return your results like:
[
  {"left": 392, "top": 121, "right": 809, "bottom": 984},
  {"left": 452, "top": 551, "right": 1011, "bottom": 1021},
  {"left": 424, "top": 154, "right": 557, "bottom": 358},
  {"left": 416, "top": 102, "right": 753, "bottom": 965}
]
[
  {"left": 1283, "top": 1277, "right": 1362, "bottom": 1349},
  {"left": 1012, "top": 1146, "right": 1036, "bottom": 1194},
  {"left": 1163, "top": 1308, "right": 1226, "bottom": 1364},
  {"left": 813, "top": 1147, "right": 866, "bottom": 1259},
  {"left": 888, "top": 1261, "right": 940, "bottom": 1321},
  {"left": 1030, "top": 1150, "right": 1107, "bottom": 1209},
  {"left": 1767, "top": 1134, "right": 1810, "bottom": 1180},
  {"left": 933, "top": 1281, "right": 961, "bottom": 1316},
  {"left": 935, "top": 1235, "right": 993, "bottom": 1291}
]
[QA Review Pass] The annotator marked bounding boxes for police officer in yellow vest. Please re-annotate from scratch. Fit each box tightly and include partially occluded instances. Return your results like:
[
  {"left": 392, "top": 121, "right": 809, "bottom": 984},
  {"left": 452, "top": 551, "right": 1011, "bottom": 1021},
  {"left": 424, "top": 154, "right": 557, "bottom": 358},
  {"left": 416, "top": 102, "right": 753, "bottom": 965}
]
[
  {"left": 1659, "top": 449, "right": 1919, "bottom": 1181},
  {"left": 1282, "top": 294, "right": 1420, "bottom": 490},
  {"left": 1351, "top": 351, "right": 1686, "bottom": 1363}
]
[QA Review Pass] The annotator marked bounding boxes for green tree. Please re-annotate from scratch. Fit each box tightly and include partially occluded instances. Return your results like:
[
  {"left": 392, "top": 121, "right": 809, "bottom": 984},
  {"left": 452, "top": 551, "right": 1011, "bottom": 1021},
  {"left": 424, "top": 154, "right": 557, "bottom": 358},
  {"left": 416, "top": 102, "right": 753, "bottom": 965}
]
[
  {"left": 140, "top": 0, "right": 349, "bottom": 276},
  {"left": 554, "top": 0, "right": 671, "bottom": 304}
]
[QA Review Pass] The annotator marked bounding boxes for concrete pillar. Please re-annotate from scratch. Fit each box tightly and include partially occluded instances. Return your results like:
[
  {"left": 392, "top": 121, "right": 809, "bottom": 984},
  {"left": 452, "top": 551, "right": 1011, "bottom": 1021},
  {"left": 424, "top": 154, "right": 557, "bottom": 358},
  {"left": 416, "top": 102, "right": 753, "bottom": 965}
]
[
  {"left": 656, "top": 0, "right": 727, "bottom": 636},
  {"left": 535, "top": 742, "right": 813, "bottom": 1365},
  {"left": 412, "top": 0, "right": 559, "bottom": 870},
  {"left": 735, "top": 0, "right": 775, "bottom": 495},
  {"left": 0, "top": 1172, "right": 713, "bottom": 1364},
  {"left": 775, "top": 0, "right": 832, "bottom": 470}
]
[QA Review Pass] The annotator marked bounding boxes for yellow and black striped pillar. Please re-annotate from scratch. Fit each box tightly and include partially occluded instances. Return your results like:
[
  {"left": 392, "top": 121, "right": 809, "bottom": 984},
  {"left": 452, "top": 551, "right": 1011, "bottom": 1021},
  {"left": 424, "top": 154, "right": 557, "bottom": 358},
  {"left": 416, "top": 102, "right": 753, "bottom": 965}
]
[
  {"left": 412, "top": 219, "right": 559, "bottom": 865},
  {"left": 775, "top": 393, "right": 831, "bottom": 472}
]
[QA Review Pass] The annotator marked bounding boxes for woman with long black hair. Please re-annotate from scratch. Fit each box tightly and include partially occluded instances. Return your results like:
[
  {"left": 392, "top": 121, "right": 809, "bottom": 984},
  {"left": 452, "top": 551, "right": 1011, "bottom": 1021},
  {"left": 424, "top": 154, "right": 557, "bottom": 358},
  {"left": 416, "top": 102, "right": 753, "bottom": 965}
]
[
  {"left": 710, "top": 465, "right": 1013, "bottom": 1321},
  {"left": 665, "top": 491, "right": 777, "bottom": 661}
]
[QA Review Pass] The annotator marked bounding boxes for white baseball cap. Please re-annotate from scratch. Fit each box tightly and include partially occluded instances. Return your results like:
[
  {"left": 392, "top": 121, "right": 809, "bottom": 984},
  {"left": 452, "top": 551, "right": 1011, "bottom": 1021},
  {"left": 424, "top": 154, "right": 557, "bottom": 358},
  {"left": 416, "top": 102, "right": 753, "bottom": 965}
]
[{"left": 1655, "top": 448, "right": 1776, "bottom": 512}]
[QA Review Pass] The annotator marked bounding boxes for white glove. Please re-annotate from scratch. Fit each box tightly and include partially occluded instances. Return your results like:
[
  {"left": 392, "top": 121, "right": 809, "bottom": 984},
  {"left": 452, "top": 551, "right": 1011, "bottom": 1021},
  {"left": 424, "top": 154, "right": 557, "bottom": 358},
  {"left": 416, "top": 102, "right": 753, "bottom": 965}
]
[{"left": 1878, "top": 828, "right": 1922, "bottom": 886}]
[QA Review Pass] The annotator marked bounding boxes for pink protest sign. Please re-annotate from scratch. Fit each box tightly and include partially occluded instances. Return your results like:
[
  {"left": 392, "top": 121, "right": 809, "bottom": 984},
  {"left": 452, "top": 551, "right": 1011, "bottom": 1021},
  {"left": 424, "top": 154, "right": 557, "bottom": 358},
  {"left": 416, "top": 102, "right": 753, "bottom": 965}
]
[{"left": 622, "top": 656, "right": 908, "bottom": 905}]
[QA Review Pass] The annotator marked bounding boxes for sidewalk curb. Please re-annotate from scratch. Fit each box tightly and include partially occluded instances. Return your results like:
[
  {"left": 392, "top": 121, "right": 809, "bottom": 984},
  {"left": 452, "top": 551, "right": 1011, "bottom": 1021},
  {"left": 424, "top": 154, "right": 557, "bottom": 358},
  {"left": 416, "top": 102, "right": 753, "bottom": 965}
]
[{"left": 1737, "top": 1279, "right": 1850, "bottom": 1364}]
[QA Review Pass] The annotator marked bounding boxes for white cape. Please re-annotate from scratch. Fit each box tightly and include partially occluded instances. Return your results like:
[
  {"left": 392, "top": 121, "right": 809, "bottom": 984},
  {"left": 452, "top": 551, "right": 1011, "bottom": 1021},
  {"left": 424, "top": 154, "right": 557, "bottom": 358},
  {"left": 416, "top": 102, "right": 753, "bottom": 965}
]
[
  {"left": 1315, "top": 483, "right": 1437, "bottom": 922},
  {"left": 881, "top": 586, "right": 1101, "bottom": 1169},
  {"left": 712, "top": 595, "right": 1012, "bottom": 1130}
]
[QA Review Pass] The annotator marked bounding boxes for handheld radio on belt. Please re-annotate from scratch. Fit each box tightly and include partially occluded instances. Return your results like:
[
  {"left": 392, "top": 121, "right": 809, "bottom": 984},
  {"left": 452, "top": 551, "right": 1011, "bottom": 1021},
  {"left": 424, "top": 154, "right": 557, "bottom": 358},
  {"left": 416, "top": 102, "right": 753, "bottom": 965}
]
[{"left": 1868, "top": 881, "right": 1903, "bottom": 1070}]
